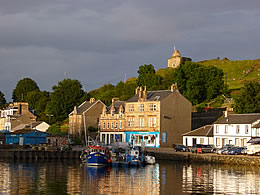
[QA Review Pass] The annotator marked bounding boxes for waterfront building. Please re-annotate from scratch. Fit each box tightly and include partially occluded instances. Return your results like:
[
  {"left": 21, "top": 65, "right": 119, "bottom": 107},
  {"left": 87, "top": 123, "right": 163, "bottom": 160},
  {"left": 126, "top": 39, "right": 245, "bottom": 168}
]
[
  {"left": 0, "top": 102, "right": 37, "bottom": 131},
  {"left": 213, "top": 112, "right": 260, "bottom": 148},
  {"left": 100, "top": 84, "right": 192, "bottom": 148},
  {"left": 5, "top": 129, "right": 48, "bottom": 145},
  {"left": 68, "top": 98, "right": 105, "bottom": 138},
  {"left": 99, "top": 98, "right": 126, "bottom": 144},
  {"left": 182, "top": 125, "right": 213, "bottom": 147},
  {"left": 183, "top": 112, "right": 260, "bottom": 148}
]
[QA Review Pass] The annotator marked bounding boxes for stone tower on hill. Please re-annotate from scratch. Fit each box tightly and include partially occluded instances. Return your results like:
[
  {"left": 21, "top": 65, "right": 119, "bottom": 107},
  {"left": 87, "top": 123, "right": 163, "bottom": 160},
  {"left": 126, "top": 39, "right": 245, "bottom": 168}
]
[{"left": 168, "top": 49, "right": 192, "bottom": 68}]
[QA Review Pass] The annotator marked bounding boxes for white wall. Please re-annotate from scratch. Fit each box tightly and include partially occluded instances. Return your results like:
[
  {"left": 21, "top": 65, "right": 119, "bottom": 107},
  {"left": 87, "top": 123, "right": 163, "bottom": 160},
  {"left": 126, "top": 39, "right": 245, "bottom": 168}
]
[
  {"left": 183, "top": 136, "right": 213, "bottom": 147},
  {"left": 213, "top": 124, "right": 253, "bottom": 148}
]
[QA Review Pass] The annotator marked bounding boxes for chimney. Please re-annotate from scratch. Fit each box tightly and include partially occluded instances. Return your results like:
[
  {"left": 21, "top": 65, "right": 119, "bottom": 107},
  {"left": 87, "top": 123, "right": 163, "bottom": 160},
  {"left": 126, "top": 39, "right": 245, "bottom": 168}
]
[
  {"left": 224, "top": 110, "right": 229, "bottom": 118},
  {"left": 171, "top": 83, "right": 178, "bottom": 92},
  {"left": 143, "top": 86, "right": 147, "bottom": 101},
  {"left": 89, "top": 98, "right": 95, "bottom": 103},
  {"left": 112, "top": 98, "right": 119, "bottom": 104},
  {"left": 139, "top": 87, "right": 143, "bottom": 100},
  {"left": 135, "top": 86, "right": 140, "bottom": 95}
]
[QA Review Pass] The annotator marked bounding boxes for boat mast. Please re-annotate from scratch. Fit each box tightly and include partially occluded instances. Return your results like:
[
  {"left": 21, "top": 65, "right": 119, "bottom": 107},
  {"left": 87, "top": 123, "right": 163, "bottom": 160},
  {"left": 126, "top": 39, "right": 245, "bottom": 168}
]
[{"left": 83, "top": 112, "right": 88, "bottom": 147}]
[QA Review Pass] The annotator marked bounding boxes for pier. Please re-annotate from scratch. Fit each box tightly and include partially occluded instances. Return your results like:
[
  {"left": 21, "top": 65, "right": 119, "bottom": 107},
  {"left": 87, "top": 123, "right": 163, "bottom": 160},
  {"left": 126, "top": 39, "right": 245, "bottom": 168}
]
[
  {"left": 0, "top": 150, "right": 81, "bottom": 160},
  {"left": 146, "top": 147, "right": 260, "bottom": 166}
]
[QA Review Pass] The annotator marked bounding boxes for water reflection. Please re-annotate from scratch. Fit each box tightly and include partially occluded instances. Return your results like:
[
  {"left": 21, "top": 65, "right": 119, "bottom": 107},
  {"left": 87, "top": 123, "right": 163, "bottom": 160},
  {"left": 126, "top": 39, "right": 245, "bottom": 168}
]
[{"left": 0, "top": 160, "right": 259, "bottom": 194}]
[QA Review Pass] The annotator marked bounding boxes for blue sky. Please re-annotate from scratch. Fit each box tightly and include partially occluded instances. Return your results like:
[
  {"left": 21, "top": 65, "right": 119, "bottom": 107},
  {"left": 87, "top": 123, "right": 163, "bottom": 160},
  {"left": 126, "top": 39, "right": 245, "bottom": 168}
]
[{"left": 1, "top": 0, "right": 260, "bottom": 101}]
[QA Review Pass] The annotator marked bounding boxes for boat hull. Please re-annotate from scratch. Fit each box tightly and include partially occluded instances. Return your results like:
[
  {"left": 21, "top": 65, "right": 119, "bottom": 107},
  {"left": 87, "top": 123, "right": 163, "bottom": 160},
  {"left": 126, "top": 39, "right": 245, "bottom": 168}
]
[{"left": 87, "top": 152, "right": 109, "bottom": 166}]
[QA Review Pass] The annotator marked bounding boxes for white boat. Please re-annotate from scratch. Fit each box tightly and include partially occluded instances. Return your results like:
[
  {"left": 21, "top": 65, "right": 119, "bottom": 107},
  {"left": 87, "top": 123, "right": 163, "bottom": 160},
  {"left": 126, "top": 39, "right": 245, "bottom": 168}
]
[{"left": 144, "top": 155, "right": 156, "bottom": 165}]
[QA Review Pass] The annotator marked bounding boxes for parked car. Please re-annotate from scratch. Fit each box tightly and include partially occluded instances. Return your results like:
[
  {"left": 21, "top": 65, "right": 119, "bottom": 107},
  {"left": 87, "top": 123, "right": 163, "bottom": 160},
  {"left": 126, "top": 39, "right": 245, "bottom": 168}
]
[
  {"left": 191, "top": 144, "right": 215, "bottom": 153},
  {"left": 247, "top": 144, "right": 260, "bottom": 155},
  {"left": 228, "top": 147, "right": 243, "bottom": 155},
  {"left": 216, "top": 145, "right": 234, "bottom": 155},
  {"left": 241, "top": 147, "right": 247, "bottom": 155},
  {"left": 174, "top": 145, "right": 188, "bottom": 152}
]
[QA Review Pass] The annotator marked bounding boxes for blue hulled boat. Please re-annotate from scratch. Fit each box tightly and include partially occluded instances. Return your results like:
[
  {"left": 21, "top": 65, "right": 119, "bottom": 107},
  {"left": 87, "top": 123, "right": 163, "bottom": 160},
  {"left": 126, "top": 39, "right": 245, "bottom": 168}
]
[{"left": 81, "top": 145, "right": 111, "bottom": 166}]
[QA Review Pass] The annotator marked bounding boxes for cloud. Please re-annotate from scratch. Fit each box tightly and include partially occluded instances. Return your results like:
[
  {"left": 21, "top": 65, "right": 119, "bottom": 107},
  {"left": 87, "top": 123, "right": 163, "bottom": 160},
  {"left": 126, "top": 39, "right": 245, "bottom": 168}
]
[{"left": 0, "top": 0, "right": 260, "bottom": 101}]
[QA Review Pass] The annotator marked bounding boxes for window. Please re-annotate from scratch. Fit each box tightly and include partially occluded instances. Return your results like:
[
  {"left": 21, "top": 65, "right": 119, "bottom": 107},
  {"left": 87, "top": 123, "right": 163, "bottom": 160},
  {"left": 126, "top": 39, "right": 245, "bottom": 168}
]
[
  {"left": 216, "top": 125, "right": 219, "bottom": 133},
  {"left": 128, "top": 118, "right": 135, "bottom": 127},
  {"left": 115, "top": 122, "right": 118, "bottom": 129},
  {"left": 110, "top": 134, "right": 114, "bottom": 143},
  {"left": 128, "top": 104, "right": 134, "bottom": 112},
  {"left": 140, "top": 104, "right": 144, "bottom": 112},
  {"left": 111, "top": 111, "right": 114, "bottom": 117},
  {"left": 111, "top": 122, "right": 113, "bottom": 129},
  {"left": 119, "top": 111, "right": 123, "bottom": 117},
  {"left": 102, "top": 122, "right": 105, "bottom": 129},
  {"left": 148, "top": 117, "right": 156, "bottom": 127},
  {"left": 225, "top": 125, "right": 228, "bottom": 134},
  {"left": 236, "top": 125, "right": 240, "bottom": 134},
  {"left": 200, "top": 138, "right": 204, "bottom": 144},
  {"left": 107, "top": 122, "right": 109, "bottom": 129},
  {"left": 235, "top": 138, "right": 239, "bottom": 146},
  {"left": 102, "top": 134, "right": 105, "bottom": 143},
  {"left": 106, "top": 134, "right": 109, "bottom": 144},
  {"left": 245, "top": 125, "right": 249, "bottom": 134},
  {"left": 120, "top": 121, "right": 122, "bottom": 129},
  {"left": 216, "top": 138, "right": 220, "bottom": 146},
  {"left": 257, "top": 129, "right": 260, "bottom": 136},
  {"left": 139, "top": 117, "right": 144, "bottom": 127},
  {"left": 148, "top": 104, "right": 156, "bottom": 112}
]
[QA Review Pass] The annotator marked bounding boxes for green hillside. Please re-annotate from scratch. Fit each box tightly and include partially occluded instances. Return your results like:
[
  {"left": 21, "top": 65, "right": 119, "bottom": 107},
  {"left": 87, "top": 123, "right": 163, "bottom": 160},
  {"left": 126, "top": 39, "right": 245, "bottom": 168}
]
[{"left": 199, "top": 58, "right": 260, "bottom": 90}]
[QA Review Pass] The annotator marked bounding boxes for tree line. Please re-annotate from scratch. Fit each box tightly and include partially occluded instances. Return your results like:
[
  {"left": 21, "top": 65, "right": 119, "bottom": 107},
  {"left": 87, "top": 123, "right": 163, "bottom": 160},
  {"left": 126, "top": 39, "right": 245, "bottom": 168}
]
[{"left": 0, "top": 61, "right": 259, "bottom": 125}]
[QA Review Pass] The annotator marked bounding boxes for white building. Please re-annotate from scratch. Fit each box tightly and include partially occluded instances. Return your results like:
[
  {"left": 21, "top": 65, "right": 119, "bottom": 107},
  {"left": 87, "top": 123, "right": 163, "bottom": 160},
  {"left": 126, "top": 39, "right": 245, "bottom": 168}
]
[
  {"left": 183, "top": 125, "right": 213, "bottom": 147},
  {"left": 213, "top": 113, "right": 260, "bottom": 148}
]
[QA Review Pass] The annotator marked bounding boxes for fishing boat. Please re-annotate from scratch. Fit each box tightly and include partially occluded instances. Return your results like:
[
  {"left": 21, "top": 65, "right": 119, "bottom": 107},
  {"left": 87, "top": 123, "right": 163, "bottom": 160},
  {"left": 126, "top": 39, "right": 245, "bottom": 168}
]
[{"left": 81, "top": 145, "right": 111, "bottom": 166}]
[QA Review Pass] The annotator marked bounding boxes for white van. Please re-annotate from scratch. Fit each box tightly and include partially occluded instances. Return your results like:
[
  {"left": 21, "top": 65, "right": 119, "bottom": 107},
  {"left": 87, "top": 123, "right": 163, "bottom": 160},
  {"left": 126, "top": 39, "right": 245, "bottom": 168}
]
[{"left": 247, "top": 144, "right": 260, "bottom": 155}]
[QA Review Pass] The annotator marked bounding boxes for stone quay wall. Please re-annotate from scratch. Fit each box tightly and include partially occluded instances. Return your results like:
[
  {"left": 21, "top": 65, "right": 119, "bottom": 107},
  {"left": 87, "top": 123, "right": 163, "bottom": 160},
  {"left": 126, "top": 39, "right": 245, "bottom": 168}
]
[
  {"left": 146, "top": 148, "right": 260, "bottom": 166},
  {"left": 0, "top": 150, "right": 81, "bottom": 160}
]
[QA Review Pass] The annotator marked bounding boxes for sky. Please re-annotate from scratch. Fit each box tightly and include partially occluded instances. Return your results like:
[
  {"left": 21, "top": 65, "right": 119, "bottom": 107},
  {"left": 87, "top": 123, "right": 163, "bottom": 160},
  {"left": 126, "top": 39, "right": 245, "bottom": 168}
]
[{"left": 1, "top": 0, "right": 260, "bottom": 101}]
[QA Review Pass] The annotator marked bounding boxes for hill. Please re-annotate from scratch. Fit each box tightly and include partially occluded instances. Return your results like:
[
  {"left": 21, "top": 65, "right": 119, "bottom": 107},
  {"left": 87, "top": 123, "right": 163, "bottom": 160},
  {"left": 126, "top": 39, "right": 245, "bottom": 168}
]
[{"left": 199, "top": 58, "right": 260, "bottom": 90}]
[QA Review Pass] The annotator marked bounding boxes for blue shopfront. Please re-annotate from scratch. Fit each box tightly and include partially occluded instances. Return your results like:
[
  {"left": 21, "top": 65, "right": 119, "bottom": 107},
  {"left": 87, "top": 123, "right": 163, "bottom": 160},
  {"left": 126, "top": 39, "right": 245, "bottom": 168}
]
[{"left": 125, "top": 131, "right": 160, "bottom": 148}]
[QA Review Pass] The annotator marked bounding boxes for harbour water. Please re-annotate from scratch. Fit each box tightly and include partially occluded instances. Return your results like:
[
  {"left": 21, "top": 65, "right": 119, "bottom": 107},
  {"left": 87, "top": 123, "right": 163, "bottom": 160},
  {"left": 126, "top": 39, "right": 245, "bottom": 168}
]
[{"left": 0, "top": 159, "right": 259, "bottom": 194}]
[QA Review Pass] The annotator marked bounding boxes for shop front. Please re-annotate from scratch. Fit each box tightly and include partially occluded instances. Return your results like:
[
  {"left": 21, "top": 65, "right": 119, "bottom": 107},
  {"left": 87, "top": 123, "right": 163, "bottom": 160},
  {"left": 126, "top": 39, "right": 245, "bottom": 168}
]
[{"left": 125, "top": 131, "right": 160, "bottom": 148}]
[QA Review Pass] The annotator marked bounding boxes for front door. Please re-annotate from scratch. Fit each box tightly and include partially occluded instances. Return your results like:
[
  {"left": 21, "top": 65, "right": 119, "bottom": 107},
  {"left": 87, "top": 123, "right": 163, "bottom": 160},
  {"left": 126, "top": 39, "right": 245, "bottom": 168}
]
[
  {"left": 19, "top": 137, "right": 24, "bottom": 146},
  {"left": 192, "top": 138, "right": 197, "bottom": 146}
]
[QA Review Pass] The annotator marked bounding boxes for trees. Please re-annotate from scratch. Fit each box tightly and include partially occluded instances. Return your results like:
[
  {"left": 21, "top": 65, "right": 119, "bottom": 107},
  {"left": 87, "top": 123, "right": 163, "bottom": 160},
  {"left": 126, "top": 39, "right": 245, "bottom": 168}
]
[
  {"left": 172, "top": 62, "right": 224, "bottom": 105},
  {"left": 12, "top": 78, "right": 39, "bottom": 102},
  {"left": 233, "top": 81, "right": 260, "bottom": 113},
  {"left": 0, "top": 91, "right": 6, "bottom": 108},
  {"left": 47, "top": 79, "right": 85, "bottom": 122},
  {"left": 137, "top": 64, "right": 162, "bottom": 90}
]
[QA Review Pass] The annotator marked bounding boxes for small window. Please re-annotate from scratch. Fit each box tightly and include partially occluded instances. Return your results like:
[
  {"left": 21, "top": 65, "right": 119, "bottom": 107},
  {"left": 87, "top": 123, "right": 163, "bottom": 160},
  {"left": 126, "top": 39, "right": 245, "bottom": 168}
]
[
  {"left": 216, "top": 125, "right": 219, "bottom": 133},
  {"left": 111, "top": 122, "right": 113, "bottom": 129},
  {"left": 140, "top": 104, "right": 144, "bottom": 112},
  {"left": 107, "top": 122, "right": 109, "bottom": 129},
  {"left": 236, "top": 125, "right": 240, "bottom": 134},
  {"left": 245, "top": 125, "right": 249, "bottom": 134},
  {"left": 225, "top": 125, "right": 228, "bottom": 134}
]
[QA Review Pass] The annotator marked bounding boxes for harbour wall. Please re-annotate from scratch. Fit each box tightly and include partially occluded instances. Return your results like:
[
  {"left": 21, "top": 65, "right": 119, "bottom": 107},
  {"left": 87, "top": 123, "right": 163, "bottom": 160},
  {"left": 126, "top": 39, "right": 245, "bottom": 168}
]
[
  {"left": 146, "top": 148, "right": 260, "bottom": 166},
  {"left": 0, "top": 150, "right": 81, "bottom": 160}
]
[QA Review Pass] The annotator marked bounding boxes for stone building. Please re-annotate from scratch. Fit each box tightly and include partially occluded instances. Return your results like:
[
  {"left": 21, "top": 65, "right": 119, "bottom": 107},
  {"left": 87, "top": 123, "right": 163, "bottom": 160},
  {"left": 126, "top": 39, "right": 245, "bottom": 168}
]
[
  {"left": 0, "top": 102, "right": 37, "bottom": 131},
  {"left": 99, "top": 84, "right": 192, "bottom": 148},
  {"left": 68, "top": 98, "right": 105, "bottom": 138},
  {"left": 168, "top": 49, "right": 192, "bottom": 68},
  {"left": 99, "top": 98, "right": 126, "bottom": 144}
]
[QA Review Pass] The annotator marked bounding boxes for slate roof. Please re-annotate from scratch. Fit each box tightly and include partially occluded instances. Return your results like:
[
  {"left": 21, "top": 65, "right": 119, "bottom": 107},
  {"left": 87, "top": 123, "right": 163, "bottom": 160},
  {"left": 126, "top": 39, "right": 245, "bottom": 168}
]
[
  {"left": 8, "top": 129, "right": 48, "bottom": 134},
  {"left": 107, "top": 101, "right": 125, "bottom": 113},
  {"left": 127, "top": 90, "right": 172, "bottom": 102},
  {"left": 182, "top": 125, "right": 213, "bottom": 137},
  {"left": 76, "top": 101, "right": 96, "bottom": 114},
  {"left": 215, "top": 114, "right": 260, "bottom": 124}
]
